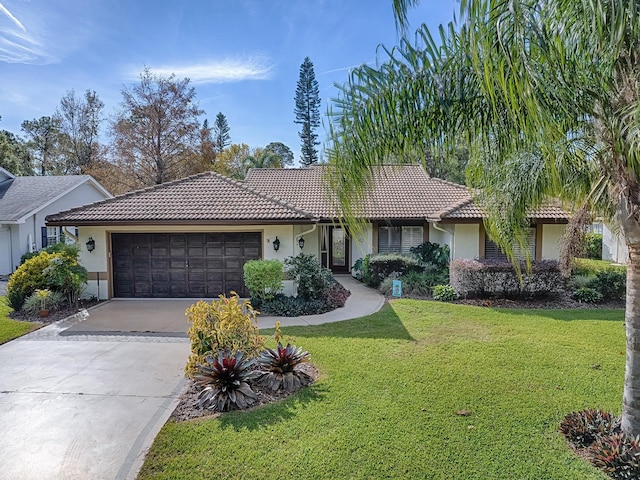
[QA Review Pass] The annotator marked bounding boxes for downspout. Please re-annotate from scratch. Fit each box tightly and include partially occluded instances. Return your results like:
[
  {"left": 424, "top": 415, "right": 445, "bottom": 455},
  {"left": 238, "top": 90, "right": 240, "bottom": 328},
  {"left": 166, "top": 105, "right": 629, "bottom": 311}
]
[
  {"left": 432, "top": 222, "right": 454, "bottom": 260},
  {"left": 295, "top": 223, "right": 318, "bottom": 251}
]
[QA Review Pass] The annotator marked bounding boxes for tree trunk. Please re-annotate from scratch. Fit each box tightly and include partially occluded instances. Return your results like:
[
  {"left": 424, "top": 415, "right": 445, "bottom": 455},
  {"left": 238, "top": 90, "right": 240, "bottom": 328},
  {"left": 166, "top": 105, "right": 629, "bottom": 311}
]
[{"left": 623, "top": 242, "right": 640, "bottom": 436}]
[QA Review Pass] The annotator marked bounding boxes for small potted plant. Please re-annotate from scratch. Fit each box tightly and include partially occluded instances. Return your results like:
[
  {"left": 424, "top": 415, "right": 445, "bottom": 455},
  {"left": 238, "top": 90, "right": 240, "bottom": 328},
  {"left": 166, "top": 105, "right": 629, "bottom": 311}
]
[{"left": 35, "top": 288, "right": 52, "bottom": 317}]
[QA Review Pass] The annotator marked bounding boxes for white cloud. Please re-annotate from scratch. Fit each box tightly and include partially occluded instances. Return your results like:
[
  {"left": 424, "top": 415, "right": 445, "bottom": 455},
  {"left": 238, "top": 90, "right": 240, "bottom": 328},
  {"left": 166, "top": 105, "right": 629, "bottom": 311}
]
[
  {"left": 133, "top": 58, "right": 274, "bottom": 84},
  {"left": 0, "top": 2, "right": 25, "bottom": 31}
]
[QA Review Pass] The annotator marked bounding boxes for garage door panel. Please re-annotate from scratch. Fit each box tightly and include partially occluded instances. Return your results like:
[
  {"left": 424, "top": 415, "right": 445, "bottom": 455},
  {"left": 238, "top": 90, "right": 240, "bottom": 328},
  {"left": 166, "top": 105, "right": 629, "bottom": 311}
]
[
  {"left": 244, "top": 247, "right": 260, "bottom": 257},
  {"left": 112, "top": 232, "right": 261, "bottom": 298},
  {"left": 151, "top": 258, "right": 169, "bottom": 269}
]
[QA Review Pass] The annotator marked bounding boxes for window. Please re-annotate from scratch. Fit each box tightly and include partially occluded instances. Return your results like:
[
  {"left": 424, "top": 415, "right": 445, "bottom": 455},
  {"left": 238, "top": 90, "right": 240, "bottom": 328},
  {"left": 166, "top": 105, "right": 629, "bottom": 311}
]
[
  {"left": 378, "top": 225, "right": 423, "bottom": 254},
  {"left": 485, "top": 228, "right": 536, "bottom": 260},
  {"left": 41, "top": 226, "right": 59, "bottom": 248}
]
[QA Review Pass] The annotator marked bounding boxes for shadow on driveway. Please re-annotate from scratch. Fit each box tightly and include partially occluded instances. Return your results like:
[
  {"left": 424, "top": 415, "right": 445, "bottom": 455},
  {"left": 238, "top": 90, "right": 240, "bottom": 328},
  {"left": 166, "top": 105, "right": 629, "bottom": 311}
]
[{"left": 61, "top": 299, "right": 194, "bottom": 336}]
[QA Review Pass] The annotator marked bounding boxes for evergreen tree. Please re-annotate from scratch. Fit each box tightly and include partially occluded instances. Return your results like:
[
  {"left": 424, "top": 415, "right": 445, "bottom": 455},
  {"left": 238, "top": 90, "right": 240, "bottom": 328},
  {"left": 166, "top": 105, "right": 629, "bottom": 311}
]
[
  {"left": 294, "top": 57, "right": 321, "bottom": 166},
  {"left": 212, "top": 112, "right": 231, "bottom": 155}
]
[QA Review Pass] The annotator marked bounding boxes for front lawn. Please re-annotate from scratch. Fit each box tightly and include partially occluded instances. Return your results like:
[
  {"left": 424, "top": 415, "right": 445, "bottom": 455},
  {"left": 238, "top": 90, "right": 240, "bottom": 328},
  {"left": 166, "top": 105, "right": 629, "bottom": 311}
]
[
  {"left": 139, "top": 301, "right": 624, "bottom": 480},
  {"left": 0, "top": 297, "right": 39, "bottom": 344}
]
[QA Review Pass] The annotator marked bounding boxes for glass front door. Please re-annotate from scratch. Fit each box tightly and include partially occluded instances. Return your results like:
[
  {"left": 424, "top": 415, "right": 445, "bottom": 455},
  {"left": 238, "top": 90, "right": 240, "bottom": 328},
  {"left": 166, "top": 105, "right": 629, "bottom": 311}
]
[{"left": 330, "top": 227, "right": 349, "bottom": 273}]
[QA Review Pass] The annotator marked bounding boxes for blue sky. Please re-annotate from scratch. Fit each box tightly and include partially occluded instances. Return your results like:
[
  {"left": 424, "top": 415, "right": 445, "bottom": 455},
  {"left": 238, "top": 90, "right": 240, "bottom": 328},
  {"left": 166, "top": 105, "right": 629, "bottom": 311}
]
[{"left": 0, "top": 0, "right": 457, "bottom": 165}]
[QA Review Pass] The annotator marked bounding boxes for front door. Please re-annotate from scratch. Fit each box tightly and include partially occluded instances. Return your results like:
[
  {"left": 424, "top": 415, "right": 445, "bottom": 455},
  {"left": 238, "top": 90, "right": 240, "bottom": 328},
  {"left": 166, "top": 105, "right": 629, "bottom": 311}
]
[{"left": 329, "top": 227, "right": 349, "bottom": 273}]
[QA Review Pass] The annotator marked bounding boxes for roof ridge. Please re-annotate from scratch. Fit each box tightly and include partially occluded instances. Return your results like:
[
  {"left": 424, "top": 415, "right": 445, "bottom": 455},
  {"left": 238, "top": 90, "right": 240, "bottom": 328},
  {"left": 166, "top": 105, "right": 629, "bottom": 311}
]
[{"left": 431, "top": 196, "right": 476, "bottom": 221}]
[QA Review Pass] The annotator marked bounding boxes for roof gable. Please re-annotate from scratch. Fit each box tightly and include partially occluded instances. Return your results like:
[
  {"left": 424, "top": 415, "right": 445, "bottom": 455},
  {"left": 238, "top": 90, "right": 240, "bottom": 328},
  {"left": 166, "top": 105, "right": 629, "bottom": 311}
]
[
  {"left": 46, "top": 171, "right": 315, "bottom": 225},
  {"left": 0, "top": 175, "right": 107, "bottom": 223}
]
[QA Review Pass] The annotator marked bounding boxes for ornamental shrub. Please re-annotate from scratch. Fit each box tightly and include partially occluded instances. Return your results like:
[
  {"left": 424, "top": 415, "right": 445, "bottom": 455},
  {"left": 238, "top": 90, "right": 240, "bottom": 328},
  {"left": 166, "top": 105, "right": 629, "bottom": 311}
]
[
  {"left": 243, "top": 259, "right": 283, "bottom": 300},
  {"left": 185, "top": 294, "right": 265, "bottom": 376},
  {"left": 432, "top": 285, "right": 457, "bottom": 301},
  {"left": 285, "top": 253, "right": 333, "bottom": 300},
  {"left": 43, "top": 252, "right": 88, "bottom": 307},
  {"left": 410, "top": 241, "right": 450, "bottom": 269},
  {"left": 368, "top": 253, "right": 422, "bottom": 287},
  {"left": 258, "top": 295, "right": 329, "bottom": 317},
  {"left": 580, "top": 233, "right": 603, "bottom": 260},
  {"left": 572, "top": 287, "right": 604, "bottom": 304},
  {"left": 22, "top": 289, "right": 65, "bottom": 314},
  {"left": 323, "top": 280, "right": 351, "bottom": 309},
  {"left": 587, "top": 433, "right": 640, "bottom": 480},
  {"left": 589, "top": 268, "right": 626, "bottom": 301},
  {"left": 560, "top": 409, "right": 621, "bottom": 449},
  {"left": 450, "top": 259, "right": 563, "bottom": 299},
  {"left": 6, "top": 251, "right": 58, "bottom": 310}
]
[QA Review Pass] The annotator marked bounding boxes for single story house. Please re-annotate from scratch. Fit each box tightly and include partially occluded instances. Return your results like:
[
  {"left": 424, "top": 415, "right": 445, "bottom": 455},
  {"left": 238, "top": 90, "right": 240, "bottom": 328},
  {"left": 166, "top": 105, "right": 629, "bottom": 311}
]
[
  {"left": 0, "top": 167, "right": 112, "bottom": 275},
  {"left": 46, "top": 165, "right": 567, "bottom": 299}
]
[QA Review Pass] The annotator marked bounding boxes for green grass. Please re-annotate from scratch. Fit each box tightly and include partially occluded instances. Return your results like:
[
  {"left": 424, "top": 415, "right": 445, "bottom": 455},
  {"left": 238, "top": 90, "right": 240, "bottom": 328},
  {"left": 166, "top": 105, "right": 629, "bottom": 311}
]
[
  {"left": 0, "top": 297, "right": 39, "bottom": 344},
  {"left": 139, "top": 301, "right": 625, "bottom": 480},
  {"left": 574, "top": 257, "right": 626, "bottom": 275}
]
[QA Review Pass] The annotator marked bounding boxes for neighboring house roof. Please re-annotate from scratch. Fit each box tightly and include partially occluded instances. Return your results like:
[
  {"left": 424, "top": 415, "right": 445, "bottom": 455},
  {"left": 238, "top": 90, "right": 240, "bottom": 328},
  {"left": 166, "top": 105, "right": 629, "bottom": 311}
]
[
  {"left": 0, "top": 174, "right": 111, "bottom": 224},
  {"left": 46, "top": 171, "right": 316, "bottom": 225},
  {"left": 245, "top": 165, "right": 472, "bottom": 220}
]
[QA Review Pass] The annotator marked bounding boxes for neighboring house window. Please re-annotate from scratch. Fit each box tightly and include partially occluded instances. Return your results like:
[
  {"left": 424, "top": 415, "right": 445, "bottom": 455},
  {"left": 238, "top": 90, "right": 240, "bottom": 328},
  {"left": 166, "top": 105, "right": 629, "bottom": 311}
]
[
  {"left": 42, "top": 226, "right": 59, "bottom": 248},
  {"left": 485, "top": 228, "right": 536, "bottom": 260},
  {"left": 379, "top": 226, "right": 423, "bottom": 254}
]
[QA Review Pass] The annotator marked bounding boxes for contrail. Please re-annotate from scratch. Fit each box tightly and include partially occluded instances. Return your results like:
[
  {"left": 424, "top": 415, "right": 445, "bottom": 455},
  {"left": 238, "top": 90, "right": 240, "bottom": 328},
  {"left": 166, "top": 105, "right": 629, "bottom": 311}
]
[{"left": 0, "top": 2, "right": 26, "bottom": 32}]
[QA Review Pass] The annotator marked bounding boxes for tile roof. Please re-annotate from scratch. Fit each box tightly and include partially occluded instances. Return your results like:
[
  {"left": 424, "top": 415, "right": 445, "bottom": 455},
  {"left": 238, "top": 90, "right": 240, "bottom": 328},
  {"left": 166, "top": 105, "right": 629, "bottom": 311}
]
[
  {"left": 0, "top": 175, "right": 94, "bottom": 222},
  {"left": 439, "top": 197, "right": 568, "bottom": 221},
  {"left": 46, "top": 165, "right": 569, "bottom": 225},
  {"left": 46, "top": 171, "right": 315, "bottom": 225},
  {"left": 245, "top": 165, "right": 472, "bottom": 220}
]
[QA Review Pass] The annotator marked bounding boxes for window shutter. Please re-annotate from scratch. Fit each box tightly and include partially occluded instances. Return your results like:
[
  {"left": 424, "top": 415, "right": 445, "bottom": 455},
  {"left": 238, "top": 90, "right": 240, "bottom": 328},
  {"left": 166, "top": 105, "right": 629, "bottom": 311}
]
[
  {"left": 389, "top": 227, "right": 401, "bottom": 253},
  {"left": 485, "top": 228, "right": 536, "bottom": 260},
  {"left": 378, "top": 227, "right": 390, "bottom": 253},
  {"left": 41, "top": 226, "right": 48, "bottom": 248},
  {"left": 401, "top": 226, "right": 423, "bottom": 253},
  {"left": 378, "top": 226, "right": 402, "bottom": 253}
]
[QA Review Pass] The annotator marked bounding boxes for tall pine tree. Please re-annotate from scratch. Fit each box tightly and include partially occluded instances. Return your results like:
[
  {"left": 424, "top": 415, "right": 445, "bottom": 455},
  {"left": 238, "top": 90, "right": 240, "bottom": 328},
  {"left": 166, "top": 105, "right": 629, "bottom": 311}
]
[
  {"left": 294, "top": 57, "right": 321, "bottom": 166},
  {"left": 212, "top": 112, "right": 231, "bottom": 155}
]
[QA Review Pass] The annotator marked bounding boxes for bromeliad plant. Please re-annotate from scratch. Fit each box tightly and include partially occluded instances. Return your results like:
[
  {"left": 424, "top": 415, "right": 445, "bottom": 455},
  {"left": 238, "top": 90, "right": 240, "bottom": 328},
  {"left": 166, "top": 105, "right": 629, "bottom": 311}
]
[
  {"left": 255, "top": 343, "right": 312, "bottom": 392},
  {"left": 194, "top": 350, "right": 258, "bottom": 412}
]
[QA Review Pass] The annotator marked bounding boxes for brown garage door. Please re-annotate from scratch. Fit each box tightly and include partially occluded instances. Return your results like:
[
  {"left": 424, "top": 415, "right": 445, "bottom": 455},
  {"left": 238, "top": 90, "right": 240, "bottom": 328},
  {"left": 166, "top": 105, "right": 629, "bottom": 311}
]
[{"left": 111, "top": 232, "right": 261, "bottom": 298}]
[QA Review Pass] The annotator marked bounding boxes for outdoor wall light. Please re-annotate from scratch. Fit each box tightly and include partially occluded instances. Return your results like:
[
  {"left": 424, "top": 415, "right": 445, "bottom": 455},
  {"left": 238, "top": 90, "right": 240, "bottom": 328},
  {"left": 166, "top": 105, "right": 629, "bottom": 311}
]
[
  {"left": 273, "top": 236, "right": 280, "bottom": 252},
  {"left": 86, "top": 237, "right": 95, "bottom": 253},
  {"left": 298, "top": 236, "right": 305, "bottom": 249}
]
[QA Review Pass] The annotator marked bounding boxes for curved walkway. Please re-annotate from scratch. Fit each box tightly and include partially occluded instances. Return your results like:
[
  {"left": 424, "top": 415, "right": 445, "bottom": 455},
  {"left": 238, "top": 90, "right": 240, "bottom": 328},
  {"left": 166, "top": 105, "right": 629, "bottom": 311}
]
[{"left": 258, "top": 275, "right": 385, "bottom": 329}]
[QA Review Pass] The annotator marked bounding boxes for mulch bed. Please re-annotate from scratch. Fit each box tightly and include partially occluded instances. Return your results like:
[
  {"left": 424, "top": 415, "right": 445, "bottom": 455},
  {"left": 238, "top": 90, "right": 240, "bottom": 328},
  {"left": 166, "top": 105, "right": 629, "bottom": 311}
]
[
  {"left": 386, "top": 292, "right": 625, "bottom": 310},
  {"left": 9, "top": 299, "right": 105, "bottom": 324},
  {"left": 171, "top": 362, "right": 319, "bottom": 422}
]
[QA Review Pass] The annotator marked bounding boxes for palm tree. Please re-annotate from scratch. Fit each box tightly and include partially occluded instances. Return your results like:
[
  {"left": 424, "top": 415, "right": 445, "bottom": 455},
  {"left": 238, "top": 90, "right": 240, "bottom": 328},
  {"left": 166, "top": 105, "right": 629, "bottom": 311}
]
[
  {"left": 327, "top": 0, "right": 640, "bottom": 435},
  {"left": 240, "top": 149, "right": 284, "bottom": 179}
]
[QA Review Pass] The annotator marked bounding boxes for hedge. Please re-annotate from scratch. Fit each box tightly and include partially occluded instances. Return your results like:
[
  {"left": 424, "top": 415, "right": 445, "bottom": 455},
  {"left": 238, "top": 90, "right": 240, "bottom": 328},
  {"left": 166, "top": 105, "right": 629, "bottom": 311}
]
[{"left": 450, "top": 259, "right": 564, "bottom": 299}]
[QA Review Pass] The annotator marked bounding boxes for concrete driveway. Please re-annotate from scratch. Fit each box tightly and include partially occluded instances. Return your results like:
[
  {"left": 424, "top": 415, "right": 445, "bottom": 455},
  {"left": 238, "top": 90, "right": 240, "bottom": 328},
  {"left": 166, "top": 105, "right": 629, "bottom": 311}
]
[{"left": 0, "top": 314, "right": 190, "bottom": 480}]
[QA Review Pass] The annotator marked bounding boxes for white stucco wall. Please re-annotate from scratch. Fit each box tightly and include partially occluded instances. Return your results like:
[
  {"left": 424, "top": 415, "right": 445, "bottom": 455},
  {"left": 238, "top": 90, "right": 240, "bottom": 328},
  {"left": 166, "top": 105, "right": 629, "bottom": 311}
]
[
  {"left": 603, "top": 223, "right": 627, "bottom": 264},
  {"left": 78, "top": 224, "right": 303, "bottom": 299},
  {"left": 453, "top": 224, "right": 480, "bottom": 260},
  {"left": 541, "top": 224, "right": 565, "bottom": 260},
  {"left": 429, "top": 223, "right": 452, "bottom": 247},
  {"left": 351, "top": 223, "right": 373, "bottom": 268}
]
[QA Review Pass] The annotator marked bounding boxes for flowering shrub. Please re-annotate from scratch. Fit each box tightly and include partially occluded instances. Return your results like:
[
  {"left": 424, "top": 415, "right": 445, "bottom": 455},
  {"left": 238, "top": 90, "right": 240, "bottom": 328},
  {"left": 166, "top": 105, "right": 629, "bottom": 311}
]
[{"left": 450, "top": 259, "right": 563, "bottom": 299}]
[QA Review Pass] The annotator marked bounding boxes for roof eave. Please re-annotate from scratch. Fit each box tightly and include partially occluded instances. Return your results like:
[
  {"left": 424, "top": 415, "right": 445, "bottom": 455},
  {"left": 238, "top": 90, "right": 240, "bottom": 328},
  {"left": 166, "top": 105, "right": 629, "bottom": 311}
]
[{"left": 46, "top": 218, "right": 319, "bottom": 227}]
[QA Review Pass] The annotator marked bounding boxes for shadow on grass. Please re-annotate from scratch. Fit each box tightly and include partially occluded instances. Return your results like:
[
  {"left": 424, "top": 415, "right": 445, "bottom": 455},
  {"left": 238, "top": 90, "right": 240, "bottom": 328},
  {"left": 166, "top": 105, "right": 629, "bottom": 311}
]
[
  {"left": 261, "top": 304, "right": 415, "bottom": 341},
  {"left": 217, "top": 381, "right": 329, "bottom": 432}
]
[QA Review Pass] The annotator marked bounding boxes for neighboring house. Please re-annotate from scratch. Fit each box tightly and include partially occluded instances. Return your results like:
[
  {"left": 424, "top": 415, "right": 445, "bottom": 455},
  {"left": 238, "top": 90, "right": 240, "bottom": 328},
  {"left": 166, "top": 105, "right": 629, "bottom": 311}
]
[
  {"left": 46, "top": 165, "right": 567, "bottom": 299},
  {"left": 0, "top": 167, "right": 112, "bottom": 275},
  {"left": 603, "top": 223, "right": 628, "bottom": 264}
]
